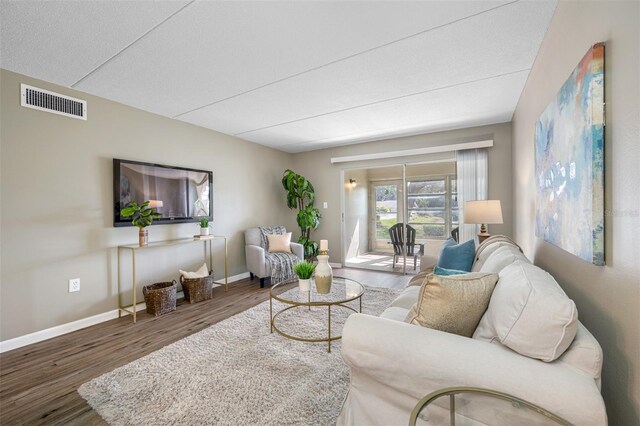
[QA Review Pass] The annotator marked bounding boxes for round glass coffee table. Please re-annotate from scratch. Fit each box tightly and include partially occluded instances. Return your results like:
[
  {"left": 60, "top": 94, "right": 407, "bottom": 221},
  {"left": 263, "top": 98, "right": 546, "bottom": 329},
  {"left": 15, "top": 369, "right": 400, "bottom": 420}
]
[{"left": 269, "top": 277, "right": 365, "bottom": 352}]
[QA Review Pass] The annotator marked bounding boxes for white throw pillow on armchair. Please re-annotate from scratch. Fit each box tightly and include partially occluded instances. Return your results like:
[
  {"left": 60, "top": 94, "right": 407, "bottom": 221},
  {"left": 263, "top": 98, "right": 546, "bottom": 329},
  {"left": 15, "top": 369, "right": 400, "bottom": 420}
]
[{"left": 267, "top": 232, "right": 292, "bottom": 253}]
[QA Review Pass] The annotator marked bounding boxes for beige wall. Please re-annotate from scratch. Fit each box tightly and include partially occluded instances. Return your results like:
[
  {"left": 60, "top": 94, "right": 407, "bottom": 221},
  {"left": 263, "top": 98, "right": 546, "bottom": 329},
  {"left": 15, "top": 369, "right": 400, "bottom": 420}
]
[
  {"left": 511, "top": 1, "right": 640, "bottom": 423},
  {"left": 0, "top": 69, "right": 295, "bottom": 341},
  {"left": 293, "top": 122, "right": 513, "bottom": 263}
]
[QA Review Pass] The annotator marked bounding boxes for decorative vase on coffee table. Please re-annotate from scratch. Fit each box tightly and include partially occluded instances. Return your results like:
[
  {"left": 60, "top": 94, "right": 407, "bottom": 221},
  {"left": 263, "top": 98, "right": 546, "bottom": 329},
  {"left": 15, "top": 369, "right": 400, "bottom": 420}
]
[{"left": 315, "top": 252, "right": 332, "bottom": 294}]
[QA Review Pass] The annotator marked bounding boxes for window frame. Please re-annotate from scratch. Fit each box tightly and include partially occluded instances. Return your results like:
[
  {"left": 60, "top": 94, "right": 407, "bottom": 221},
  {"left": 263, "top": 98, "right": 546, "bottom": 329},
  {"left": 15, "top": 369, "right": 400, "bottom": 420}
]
[{"left": 405, "top": 174, "right": 457, "bottom": 241}]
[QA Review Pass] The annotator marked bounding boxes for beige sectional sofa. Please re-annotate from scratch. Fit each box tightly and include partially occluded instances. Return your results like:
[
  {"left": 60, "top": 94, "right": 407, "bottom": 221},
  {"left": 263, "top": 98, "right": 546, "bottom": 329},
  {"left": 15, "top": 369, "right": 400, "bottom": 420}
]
[{"left": 338, "top": 238, "right": 607, "bottom": 425}]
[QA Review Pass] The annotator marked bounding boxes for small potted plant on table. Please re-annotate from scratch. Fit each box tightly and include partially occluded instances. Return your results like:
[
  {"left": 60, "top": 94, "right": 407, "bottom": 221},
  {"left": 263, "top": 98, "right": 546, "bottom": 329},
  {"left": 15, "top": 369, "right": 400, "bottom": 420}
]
[
  {"left": 293, "top": 260, "right": 316, "bottom": 292},
  {"left": 199, "top": 217, "right": 210, "bottom": 236}
]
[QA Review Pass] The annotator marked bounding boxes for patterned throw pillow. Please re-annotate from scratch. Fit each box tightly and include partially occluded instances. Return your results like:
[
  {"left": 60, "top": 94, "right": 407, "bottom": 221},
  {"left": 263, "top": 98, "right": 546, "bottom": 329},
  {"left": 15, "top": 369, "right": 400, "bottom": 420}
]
[
  {"left": 267, "top": 232, "right": 292, "bottom": 253},
  {"left": 405, "top": 272, "right": 498, "bottom": 337},
  {"left": 437, "top": 237, "right": 476, "bottom": 272}
]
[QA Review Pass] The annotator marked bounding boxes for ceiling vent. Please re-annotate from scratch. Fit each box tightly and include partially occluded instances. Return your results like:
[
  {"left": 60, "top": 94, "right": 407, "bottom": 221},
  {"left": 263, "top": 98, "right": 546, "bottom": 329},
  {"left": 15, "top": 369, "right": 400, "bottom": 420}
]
[{"left": 21, "top": 84, "right": 87, "bottom": 120}]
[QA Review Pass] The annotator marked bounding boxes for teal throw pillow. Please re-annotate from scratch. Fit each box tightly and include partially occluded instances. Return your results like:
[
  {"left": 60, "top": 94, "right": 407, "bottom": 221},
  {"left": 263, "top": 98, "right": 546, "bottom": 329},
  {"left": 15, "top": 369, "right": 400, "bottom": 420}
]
[
  {"left": 434, "top": 266, "right": 469, "bottom": 276},
  {"left": 437, "top": 237, "right": 476, "bottom": 272}
]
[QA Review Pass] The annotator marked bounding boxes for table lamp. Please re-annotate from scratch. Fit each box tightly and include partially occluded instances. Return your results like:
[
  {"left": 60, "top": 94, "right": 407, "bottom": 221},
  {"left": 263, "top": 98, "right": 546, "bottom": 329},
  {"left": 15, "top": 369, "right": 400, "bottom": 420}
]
[{"left": 464, "top": 200, "right": 503, "bottom": 244}]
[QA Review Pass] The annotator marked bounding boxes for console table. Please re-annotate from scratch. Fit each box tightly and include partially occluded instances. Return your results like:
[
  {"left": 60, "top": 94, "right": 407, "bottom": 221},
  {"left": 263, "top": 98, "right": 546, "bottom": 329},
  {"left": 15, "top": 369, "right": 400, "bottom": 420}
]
[{"left": 117, "top": 236, "right": 228, "bottom": 323}]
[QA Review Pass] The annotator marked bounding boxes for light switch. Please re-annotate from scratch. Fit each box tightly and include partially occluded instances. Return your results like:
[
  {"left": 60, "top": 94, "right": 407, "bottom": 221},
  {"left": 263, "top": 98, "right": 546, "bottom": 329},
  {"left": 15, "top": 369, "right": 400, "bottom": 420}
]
[{"left": 323, "top": 202, "right": 328, "bottom": 209}]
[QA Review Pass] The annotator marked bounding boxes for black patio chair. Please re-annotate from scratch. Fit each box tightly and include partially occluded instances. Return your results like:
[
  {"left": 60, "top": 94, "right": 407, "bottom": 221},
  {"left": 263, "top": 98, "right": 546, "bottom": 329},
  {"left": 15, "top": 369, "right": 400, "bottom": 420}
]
[
  {"left": 388, "top": 223, "right": 425, "bottom": 270},
  {"left": 451, "top": 226, "right": 459, "bottom": 243}
]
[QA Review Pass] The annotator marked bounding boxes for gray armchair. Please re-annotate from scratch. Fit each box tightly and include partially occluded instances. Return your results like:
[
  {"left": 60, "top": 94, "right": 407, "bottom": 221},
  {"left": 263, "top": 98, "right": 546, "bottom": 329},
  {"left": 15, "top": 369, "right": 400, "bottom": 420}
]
[{"left": 244, "top": 227, "right": 304, "bottom": 287}]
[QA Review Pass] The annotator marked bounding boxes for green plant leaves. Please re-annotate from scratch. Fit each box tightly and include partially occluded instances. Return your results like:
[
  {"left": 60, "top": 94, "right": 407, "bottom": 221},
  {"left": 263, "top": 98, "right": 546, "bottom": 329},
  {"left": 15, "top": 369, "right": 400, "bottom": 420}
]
[
  {"left": 119, "top": 201, "right": 162, "bottom": 229},
  {"left": 282, "top": 169, "right": 321, "bottom": 259},
  {"left": 293, "top": 260, "right": 316, "bottom": 279}
]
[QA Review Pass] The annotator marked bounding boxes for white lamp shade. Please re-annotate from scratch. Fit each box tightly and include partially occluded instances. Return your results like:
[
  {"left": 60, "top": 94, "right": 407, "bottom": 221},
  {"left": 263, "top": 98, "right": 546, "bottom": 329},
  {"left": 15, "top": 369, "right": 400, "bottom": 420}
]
[{"left": 464, "top": 200, "right": 503, "bottom": 224}]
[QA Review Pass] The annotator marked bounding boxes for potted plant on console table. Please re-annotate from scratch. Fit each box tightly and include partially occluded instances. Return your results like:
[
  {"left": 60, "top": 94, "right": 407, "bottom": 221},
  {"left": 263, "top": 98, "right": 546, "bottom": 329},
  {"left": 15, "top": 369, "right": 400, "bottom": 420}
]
[
  {"left": 199, "top": 217, "right": 210, "bottom": 236},
  {"left": 120, "top": 200, "right": 162, "bottom": 246}
]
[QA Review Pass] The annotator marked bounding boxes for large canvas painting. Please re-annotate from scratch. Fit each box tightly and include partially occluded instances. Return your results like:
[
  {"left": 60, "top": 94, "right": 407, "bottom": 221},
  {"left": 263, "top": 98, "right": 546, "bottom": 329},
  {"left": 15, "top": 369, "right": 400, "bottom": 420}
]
[{"left": 535, "top": 43, "right": 605, "bottom": 265}]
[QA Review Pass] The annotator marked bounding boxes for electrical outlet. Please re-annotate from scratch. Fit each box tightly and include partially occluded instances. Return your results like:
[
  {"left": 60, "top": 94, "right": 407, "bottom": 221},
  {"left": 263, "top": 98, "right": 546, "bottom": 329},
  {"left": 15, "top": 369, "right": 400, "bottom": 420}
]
[{"left": 69, "top": 278, "right": 80, "bottom": 293}]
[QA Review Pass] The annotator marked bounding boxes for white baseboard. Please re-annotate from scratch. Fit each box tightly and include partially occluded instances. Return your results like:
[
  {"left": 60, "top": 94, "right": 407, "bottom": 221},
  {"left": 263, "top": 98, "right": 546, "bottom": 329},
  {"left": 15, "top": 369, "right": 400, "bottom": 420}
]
[
  {"left": 0, "top": 271, "right": 250, "bottom": 354},
  {"left": 329, "top": 262, "right": 343, "bottom": 268},
  {"left": 214, "top": 271, "right": 250, "bottom": 285},
  {"left": 0, "top": 303, "right": 145, "bottom": 353}
]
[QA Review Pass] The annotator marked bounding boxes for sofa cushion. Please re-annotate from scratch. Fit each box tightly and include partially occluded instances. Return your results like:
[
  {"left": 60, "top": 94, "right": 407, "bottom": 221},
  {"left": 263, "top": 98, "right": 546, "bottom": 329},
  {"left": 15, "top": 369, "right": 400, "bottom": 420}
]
[
  {"left": 389, "top": 285, "right": 421, "bottom": 310},
  {"left": 437, "top": 237, "right": 475, "bottom": 272},
  {"left": 266, "top": 232, "right": 292, "bottom": 253},
  {"left": 479, "top": 245, "right": 529, "bottom": 274},
  {"left": 380, "top": 306, "right": 411, "bottom": 322},
  {"left": 407, "top": 270, "right": 430, "bottom": 287},
  {"left": 473, "top": 260, "right": 578, "bottom": 362},
  {"left": 471, "top": 240, "right": 522, "bottom": 272},
  {"left": 555, "top": 322, "right": 603, "bottom": 385},
  {"left": 405, "top": 272, "right": 498, "bottom": 337}
]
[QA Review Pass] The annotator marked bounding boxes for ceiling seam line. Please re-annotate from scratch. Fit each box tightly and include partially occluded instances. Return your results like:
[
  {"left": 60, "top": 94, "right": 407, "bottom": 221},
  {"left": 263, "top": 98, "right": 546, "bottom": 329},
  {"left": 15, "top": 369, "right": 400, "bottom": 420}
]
[
  {"left": 172, "top": 0, "right": 521, "bottom": 118},
  {"left": 233, "top": 68, "right": 530, "bottom": 137},
  {"left": 70, "top": 0, "right": 196, "bottom": 88}
]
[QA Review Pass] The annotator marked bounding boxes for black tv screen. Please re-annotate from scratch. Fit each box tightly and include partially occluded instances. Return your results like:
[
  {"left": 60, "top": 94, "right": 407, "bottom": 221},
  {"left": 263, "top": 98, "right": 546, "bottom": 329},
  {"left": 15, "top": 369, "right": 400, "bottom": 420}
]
[{"left": 113, "top": 159, "right": 213, "bottom": 227}]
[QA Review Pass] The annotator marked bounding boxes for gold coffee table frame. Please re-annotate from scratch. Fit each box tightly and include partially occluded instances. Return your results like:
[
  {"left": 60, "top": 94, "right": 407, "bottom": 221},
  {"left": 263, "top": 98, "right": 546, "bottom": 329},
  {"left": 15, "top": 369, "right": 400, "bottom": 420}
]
[{"left": 269, "top": 277, "right": 364, "bottom": 352}]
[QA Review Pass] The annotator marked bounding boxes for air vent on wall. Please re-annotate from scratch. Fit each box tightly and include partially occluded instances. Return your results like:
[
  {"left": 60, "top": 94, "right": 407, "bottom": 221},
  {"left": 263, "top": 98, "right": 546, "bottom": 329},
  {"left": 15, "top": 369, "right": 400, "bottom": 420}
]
[{"left": 20, "top": 84, "right": 87, "bottom": 120}]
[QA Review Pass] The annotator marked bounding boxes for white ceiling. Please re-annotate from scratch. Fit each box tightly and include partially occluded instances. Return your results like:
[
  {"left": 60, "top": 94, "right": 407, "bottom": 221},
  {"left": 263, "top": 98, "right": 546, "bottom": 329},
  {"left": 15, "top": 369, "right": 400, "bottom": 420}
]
[{"left": 1, "top": 0, "right": 557, "bottom": 153}]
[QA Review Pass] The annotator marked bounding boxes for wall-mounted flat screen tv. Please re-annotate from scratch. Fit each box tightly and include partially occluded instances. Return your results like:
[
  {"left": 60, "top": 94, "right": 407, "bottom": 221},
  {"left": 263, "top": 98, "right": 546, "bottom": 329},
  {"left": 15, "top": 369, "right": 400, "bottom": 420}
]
[{"left": 113, "top": 158, "right": 213, "bottom": 227}]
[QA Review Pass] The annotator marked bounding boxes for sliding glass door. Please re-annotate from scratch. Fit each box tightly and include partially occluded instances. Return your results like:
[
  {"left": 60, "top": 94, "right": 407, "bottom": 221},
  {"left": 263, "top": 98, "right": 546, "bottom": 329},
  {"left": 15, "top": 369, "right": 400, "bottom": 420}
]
[
  {"left": 343, "top": 162, "right": 456, "bottom": 274},
  {"left": 372, "top": 180, "right": 403, "bottom": 251}
]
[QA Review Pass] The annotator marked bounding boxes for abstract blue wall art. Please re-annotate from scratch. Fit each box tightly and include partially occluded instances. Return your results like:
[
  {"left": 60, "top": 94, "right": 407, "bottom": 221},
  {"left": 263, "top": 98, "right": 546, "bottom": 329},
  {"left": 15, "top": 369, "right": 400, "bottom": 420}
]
[{"left": 535, "top": 43, "right": 605, "bottom": 266}]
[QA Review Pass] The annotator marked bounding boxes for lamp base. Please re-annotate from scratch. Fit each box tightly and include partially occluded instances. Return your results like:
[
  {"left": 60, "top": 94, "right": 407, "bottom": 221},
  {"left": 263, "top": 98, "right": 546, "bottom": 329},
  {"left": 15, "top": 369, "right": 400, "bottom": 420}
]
[{"left": 477, "top": 233, "right": 491, "bottom": 244}]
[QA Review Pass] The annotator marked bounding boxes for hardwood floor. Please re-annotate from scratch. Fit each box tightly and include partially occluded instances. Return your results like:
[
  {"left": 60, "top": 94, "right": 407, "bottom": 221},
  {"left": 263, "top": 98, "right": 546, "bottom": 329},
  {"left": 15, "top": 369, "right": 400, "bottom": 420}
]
[{"left": 0, "top": 268, "right": 410, "bottom": 425}]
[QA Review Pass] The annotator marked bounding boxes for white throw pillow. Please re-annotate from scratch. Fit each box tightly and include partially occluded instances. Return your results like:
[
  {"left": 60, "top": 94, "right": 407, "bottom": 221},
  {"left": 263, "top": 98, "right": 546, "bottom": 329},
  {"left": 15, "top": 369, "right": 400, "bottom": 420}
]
[
  {"left": 473, "top": 260, "right": 578, "bottom": 362},
  {"left": 179, "top": 263, "right": 209, "bottom": 279},
  {"left": 267, "top": 232, "right": 292, "bottom": 253},
  {"left": 479, "top": 245, "right": 529, "bottom": 274}
]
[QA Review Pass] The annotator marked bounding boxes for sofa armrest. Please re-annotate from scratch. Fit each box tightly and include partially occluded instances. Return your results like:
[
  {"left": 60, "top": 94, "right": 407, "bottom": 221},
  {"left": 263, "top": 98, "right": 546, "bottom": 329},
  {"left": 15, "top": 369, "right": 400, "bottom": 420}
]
[
  {"left": 290, "top": 242, "right": 304, "bottom": 260},
  {"left": 341, "top": 314, "right": 606, "bottom": 425},
  {"left": 245, "top": 244, "right": 267, "bottom": 277}
]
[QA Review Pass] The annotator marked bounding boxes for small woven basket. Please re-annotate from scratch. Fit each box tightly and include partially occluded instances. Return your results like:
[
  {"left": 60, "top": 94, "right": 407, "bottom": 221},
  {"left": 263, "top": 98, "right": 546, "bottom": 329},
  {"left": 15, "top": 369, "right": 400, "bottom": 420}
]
[
  {"left": 180, "top": 272, "right": 214, "bottom": 304},
  {"left": 143, "top": 281, "right": 177, "bottom": 316}
]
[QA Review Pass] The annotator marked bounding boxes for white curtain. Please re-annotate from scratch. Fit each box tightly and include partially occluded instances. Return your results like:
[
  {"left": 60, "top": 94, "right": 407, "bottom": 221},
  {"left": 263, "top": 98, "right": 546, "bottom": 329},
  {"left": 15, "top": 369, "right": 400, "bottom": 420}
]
[{"left": 456, "top": 149, "right": 488, "bottom": 243}]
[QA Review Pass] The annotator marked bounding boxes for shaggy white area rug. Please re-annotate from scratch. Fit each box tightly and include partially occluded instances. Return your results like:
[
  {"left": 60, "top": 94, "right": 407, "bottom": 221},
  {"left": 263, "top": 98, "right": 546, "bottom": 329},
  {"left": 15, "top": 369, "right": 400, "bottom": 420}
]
[{"left": 79, "top": 286, "right": 400, "bottom": 425}]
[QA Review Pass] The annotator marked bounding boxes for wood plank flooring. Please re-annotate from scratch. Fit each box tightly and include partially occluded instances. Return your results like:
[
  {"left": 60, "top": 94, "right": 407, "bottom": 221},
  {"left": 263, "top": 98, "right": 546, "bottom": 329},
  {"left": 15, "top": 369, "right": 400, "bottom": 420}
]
[{"left": 0, "top": 268, "right": 410, "bottom": 425}]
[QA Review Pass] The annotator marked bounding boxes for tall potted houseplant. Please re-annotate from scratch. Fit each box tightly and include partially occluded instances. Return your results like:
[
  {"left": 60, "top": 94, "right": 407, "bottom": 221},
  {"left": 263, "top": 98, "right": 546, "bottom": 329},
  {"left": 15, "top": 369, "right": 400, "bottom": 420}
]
[
  {"left": 281, "top": 169, "right": 321, "bottom": 259},
  {"left": 120, "top": 200, "right": 162, "bottom": 246}
]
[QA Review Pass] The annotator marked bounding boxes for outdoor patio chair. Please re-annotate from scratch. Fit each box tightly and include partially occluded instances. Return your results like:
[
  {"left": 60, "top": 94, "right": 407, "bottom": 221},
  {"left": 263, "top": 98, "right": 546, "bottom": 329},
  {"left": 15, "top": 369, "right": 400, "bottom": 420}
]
[{"left": 388, "top": 223, "right": 425, "bottom": 270}]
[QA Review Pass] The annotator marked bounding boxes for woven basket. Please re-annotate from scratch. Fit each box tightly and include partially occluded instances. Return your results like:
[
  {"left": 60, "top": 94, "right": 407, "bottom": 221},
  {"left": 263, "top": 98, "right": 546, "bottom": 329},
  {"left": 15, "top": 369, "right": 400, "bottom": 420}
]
[
  {"left": 180, "top": 272, "right": 214, "bottom": 304},
  {"left": 143, "top": 281, "right": 177, "bottom": 316}
]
